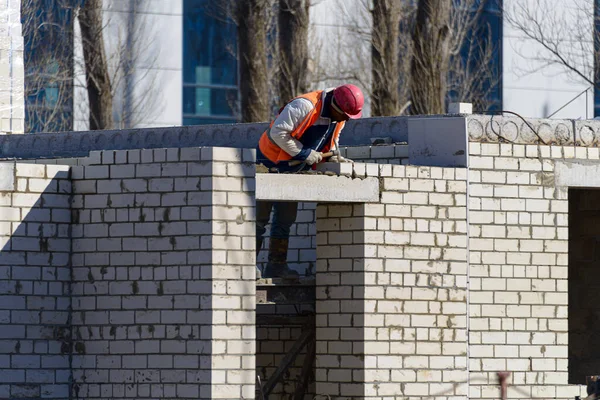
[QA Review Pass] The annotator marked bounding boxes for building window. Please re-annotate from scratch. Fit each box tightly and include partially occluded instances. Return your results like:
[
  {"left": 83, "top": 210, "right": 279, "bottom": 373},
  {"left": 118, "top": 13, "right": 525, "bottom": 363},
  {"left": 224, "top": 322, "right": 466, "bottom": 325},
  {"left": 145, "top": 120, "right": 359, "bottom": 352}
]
[
  {"left": 21, "top": 0, "right": 76, "bottom": 133},
  {"left": 183, "top": 0, "right": 239, "bottom": 125}
]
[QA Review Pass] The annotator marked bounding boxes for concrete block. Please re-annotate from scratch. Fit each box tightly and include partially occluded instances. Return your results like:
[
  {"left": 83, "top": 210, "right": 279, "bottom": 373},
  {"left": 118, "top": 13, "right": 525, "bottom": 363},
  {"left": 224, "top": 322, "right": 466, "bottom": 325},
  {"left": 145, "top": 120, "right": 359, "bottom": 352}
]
[
  {"left": 87, "top": 151, "right": 102, "bottom": 165},
  {"left": 0, "top": 162, "right": 14, "bottom": 191},
  {"left": 180, "top": 147, "right": 200, "bottom": 161},
  {"left": 315, "top": 162, "right": 353, "bottom": 176},
  {"left": 555, "top": 160, "right": 600, "bottom": 187},
  {"left": 140, "top": 149, "right": 153, "bottom": 163},
  {"left": 448, "top": 102, "right": 473, "bottom": 114},
  {"left": 256, "top": 174, "right": 379, "bottom": 203},
  {"left": 15, "top": 163, "right": 44, "bottom": 178},
  {"left": 85, "top": 166, "right": 109, "bottom": 179},
  {"left": 346, "top": 146, "right": 371, "bottom": 159},
  {"left": 201, "top": 147, "right": 243, "bottom": 162},
  {"left": 161, "top": 163, "right": 188, "bottom": 177},
  {"left": 153, "top": 148, "right": 166, "bottom": 162},
  {"left": 370, "top": 145, "right": 395, "bottom": 158},
  {"left": 110, "top": 165, "right": 135, "bottom": 178},
  {"left": 102, "top": 150, "right": 115, "bottom": 164},
  {"left": 408, "top": 117, "right": 468, "bottom": 167}
]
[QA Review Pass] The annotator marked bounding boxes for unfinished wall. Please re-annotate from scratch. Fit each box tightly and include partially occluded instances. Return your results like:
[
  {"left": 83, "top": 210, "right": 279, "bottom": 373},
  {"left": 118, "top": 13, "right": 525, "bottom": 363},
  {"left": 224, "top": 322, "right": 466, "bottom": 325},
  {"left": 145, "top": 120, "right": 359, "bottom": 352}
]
[
  {"left": 255, "top": 145, "right": 410, "bottom": 400},
  {"left": 315, "top": 163, "right": 468, "bottom": 398},
  {"left": 0, "top": 163, "right": 72, "bottom": 399},
  {"left": 467, "top": 138, "right": 582, "bottom": 398},
  {"left": 6, "top": 113, "right": 600, "bottom": 400},
  {"left": 69, "top": 147, "right": 256, "bottom": 399}
]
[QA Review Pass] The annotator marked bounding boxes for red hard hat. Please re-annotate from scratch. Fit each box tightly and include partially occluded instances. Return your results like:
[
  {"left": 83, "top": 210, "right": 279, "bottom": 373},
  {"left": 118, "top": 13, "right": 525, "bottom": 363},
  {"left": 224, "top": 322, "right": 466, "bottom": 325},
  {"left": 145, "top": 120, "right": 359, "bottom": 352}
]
[{"left": 333, "top": 84, "right": 364, "bottom": 119}]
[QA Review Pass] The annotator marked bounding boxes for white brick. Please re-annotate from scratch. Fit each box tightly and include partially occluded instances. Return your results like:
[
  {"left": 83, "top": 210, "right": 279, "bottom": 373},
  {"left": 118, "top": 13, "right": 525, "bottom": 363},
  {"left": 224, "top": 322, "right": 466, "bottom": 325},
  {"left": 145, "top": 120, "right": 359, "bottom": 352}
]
[
  {"left": 202, "top": 147, "right": 243, "bottom": 162},
  {"left": 85, "top": 165, "right": 109, "bottom": 179}
]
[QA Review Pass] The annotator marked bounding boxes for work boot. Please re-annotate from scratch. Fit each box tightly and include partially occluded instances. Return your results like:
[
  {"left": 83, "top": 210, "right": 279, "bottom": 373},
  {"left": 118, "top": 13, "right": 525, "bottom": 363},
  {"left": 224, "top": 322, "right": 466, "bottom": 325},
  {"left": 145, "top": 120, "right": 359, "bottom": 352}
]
[{"left": 263, "top": 237, "right": 299, "bottom": 279}]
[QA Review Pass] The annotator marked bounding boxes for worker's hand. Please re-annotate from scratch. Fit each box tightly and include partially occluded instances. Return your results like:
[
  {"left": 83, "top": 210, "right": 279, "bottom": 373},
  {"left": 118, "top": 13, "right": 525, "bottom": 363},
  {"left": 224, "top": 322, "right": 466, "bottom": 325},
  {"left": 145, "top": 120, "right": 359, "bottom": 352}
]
[
  {"left": 330, "top": 155, "right": 353, "bottom": 163},
  {"left": 305, "top": 150, "right": 323, "bottom": 165}
]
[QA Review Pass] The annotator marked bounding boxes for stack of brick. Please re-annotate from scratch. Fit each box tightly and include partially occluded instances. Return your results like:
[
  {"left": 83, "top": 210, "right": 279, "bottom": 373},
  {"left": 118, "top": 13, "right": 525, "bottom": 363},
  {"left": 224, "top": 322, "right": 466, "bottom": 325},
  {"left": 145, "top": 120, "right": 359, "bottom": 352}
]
[{"left": 0, "top": 0, "right": 25, "bottom": 134}]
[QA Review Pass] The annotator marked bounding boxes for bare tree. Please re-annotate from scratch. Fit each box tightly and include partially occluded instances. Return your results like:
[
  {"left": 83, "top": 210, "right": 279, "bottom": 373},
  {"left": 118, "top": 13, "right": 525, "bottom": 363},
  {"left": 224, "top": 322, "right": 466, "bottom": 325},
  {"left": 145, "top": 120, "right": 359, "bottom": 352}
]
[
  {"left": 20, "top": 0, "right": 161, "bottom": 132},
  {"left": 79, "top": 0, "right": 113, "bottom": 130},
  {"left": 233, "top": 0, "right": 271, "bottom": 122},
  {"left": 447, "top": 9, "right": 500, "bottom": 113},
  {"left": 307, "top": 1, "right": 373, "bottom": 112},
  {"left": 314, "top": 0, "right": 498, "bottom": 117},
  {"left": 101, "top": 0, "right": 162, "bottom": 129},
  {"left": 410, "top": 0, "right": 496, "bottom": 115},
  {"left": 21, "top": 0, "right": 76, "bottom": 133},
  {"left": 371, "top": 0, "right": 402, "bottom": 116},
  {"left": 277, "top": 0, "right": 310, "bottom": 103},
  {"left": 505, "top": 0, "right": 595, "bottom": 90},
  {"left": 409, "top": 0, "right": 452, "bottom": 115}
]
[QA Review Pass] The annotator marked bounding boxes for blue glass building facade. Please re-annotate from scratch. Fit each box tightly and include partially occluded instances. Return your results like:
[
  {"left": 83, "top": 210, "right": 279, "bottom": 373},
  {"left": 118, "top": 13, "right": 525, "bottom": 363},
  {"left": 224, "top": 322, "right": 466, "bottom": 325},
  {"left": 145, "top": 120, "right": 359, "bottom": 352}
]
[
  {"left": 449, "top": 0, "right": 503, "bottom": 112},
  {"left": 21, "top": 0, "right": 503, "bottom": 130},
  {"left": 21, "top": 0, "right": 77, "bottom": 133},
  {"left": 477, "top": 0, "right": 503, "bottom": 112},
  {"left": 182, "top": 0, "right": 239, "bottom": 125}
]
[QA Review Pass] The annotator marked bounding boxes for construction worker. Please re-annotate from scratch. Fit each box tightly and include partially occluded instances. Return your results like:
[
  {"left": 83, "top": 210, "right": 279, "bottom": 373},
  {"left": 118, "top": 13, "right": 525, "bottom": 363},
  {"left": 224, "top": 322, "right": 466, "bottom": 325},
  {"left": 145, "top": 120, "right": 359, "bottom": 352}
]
[{"left": 255, "top": 84, "right": 364, "bottom": 278}]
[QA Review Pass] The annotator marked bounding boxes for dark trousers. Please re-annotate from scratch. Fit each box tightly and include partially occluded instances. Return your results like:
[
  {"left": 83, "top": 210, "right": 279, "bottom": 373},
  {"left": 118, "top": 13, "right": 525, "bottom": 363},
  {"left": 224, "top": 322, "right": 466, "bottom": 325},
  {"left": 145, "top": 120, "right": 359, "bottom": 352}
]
[{"left": 256, "top": 201, "right": 298, "bottom": 240}]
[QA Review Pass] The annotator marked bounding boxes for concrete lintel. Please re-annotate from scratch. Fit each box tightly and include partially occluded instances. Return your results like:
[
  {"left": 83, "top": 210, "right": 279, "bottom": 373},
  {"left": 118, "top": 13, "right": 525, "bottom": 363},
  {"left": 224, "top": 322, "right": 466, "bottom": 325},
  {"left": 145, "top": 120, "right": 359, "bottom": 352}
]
[
  {"left": 256, "top": 173, "right": 380, "bottom": 202},
  {"left": 555, "top": 160, "right": 600, "bottom": 187}
]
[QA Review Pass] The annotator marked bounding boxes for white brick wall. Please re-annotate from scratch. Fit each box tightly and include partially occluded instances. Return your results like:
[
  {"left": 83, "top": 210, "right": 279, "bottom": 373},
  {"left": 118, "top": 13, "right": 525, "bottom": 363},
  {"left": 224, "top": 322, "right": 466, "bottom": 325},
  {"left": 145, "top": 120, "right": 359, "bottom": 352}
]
[
  {"left": 2, "top": 132, "right": 598, "bottom": 400},
  {"left": 70, "top": 147, "right": 256, "bottom": 400},
  {"left": 469, "top": 142, "right": 586, "bottom": 400},
  {"left": 0, "top": 163, "right": 71, "bottom": 399},
  {"left": 315, "top": 163, "right": 468, "bottom": 399}
]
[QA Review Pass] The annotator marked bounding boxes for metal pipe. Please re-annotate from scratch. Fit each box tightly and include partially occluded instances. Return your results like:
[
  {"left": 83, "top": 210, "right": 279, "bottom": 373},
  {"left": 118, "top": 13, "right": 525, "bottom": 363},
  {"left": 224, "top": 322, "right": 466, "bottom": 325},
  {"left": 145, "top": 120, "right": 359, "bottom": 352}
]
[{"left": 497, "top": 371, "right": 510, "bottom": 400}]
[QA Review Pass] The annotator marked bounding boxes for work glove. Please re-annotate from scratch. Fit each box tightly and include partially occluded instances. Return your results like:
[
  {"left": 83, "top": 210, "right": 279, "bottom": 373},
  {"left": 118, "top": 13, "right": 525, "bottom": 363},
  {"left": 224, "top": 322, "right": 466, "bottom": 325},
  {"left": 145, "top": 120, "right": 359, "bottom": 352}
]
[
  {"left": 330, "top": 136, "right": 352, "bottom": 163},
  {"left": 329, "top": 154, "right": 354, "bottom": 163},
  {"left": 304, "top": 149, "right": 323, "bottom": 165}
]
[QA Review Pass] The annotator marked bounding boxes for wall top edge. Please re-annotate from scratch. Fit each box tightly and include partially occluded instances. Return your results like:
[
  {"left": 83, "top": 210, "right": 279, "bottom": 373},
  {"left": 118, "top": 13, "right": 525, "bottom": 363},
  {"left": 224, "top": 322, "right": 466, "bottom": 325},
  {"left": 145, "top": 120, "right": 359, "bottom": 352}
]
[
  {"left": 0, "top": 115, "right": 416, "bottom": 160},
  {"left": 6, "top": 113, "right": 600, "bottom": 161},
  {"left": 467, "top": 114, "right": 600, "bottom": 147}
]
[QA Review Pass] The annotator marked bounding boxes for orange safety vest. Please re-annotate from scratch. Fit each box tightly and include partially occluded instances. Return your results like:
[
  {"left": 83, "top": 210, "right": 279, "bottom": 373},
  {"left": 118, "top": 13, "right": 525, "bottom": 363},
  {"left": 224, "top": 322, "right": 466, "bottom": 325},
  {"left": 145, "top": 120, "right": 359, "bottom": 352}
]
[{"left": 258, "top": 90, "right": 345, "bottom": 164}]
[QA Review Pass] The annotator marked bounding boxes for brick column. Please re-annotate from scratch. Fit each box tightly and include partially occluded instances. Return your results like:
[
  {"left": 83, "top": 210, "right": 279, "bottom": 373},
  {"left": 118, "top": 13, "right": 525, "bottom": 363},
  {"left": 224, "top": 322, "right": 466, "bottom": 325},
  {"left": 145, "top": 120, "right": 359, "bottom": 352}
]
[
  {"left": 70, "top": 147, "right": 255, "bottom": 400},
  {"left": 0, "top": 0, "right": 25, "bottom": 134},
  {"left": 316, "top": 164, "right": 469, "bottom": 399},
  {"left": 0, "top": 163, "right": 72, "bottom": 399},
  {"left": 315, "top": 203, "right": 368, "bottom": 398}
]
